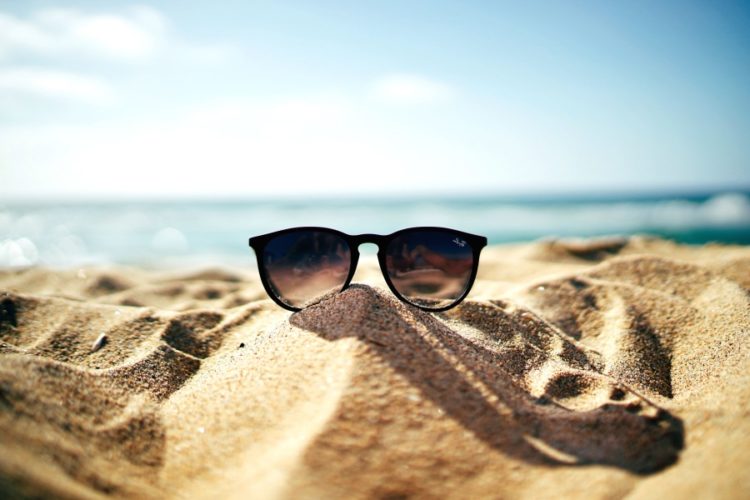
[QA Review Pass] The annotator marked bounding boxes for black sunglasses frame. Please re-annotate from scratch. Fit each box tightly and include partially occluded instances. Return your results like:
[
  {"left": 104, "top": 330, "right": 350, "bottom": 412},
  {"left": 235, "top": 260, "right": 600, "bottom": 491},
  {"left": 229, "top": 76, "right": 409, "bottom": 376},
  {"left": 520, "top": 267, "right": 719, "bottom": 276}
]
[{"left": 249, "top": 226, "right": 487, "bottom": 312}]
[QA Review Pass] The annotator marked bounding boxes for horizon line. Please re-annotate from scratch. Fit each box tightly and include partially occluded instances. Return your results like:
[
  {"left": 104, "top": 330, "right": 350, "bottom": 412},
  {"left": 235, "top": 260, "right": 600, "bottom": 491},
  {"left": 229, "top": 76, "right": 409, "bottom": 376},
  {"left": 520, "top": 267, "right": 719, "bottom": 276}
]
[{"left": 2, "top": 185, "right": 750, "bottom": 206}]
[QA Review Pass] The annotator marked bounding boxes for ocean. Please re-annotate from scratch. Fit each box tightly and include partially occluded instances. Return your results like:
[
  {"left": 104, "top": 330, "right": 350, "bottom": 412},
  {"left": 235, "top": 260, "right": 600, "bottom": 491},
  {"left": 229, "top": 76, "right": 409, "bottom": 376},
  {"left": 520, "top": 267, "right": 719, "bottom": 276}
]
[{"left": 1, "top": 190, "right": 749, "bottom": 268}]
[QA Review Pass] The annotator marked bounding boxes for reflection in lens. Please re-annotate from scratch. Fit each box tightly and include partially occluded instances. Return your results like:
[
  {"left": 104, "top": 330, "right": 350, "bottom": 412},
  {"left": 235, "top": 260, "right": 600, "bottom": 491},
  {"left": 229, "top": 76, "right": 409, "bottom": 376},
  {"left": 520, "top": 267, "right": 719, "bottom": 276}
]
[
  {"left": 263, "top": 230, "right": 351, "bottom": 308},
  {"left": 385, "top": 230, "right": 474, "bottom": 309}
]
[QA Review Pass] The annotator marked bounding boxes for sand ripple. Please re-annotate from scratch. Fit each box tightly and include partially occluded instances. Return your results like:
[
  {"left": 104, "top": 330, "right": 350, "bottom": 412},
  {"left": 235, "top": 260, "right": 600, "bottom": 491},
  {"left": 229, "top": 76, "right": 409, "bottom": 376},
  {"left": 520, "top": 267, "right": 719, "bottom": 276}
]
[{"left": 0, "top": 238, "right": 748, "bottom": 498}]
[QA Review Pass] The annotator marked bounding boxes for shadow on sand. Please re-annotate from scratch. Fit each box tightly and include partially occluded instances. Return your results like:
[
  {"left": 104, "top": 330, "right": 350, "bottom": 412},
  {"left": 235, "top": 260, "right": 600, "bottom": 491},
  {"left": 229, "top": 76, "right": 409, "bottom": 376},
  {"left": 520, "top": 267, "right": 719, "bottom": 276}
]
[{"left": 291, "top": 284, "right": 684, "bottom": 474}]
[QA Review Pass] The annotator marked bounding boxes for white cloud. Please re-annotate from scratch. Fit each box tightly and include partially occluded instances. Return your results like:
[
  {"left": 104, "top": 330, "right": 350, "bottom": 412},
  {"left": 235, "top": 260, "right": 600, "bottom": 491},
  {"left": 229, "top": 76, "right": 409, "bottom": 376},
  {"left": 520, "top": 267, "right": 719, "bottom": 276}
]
[
  {"left": 0, "top": 67, "right": 115, "bottom": 105},
  {"left": 0, "top": 6, "right": 235, "bottom": 107},
  {"left": 0, "top": 6, "right": 233, "bottom": 63},
  {"left": 371, "top": 74, "right": 454, "bottom": 104},
  {"left": 0, "top": 6, "right": 165, "bottom": 61},
  {"left": 0, "top": 13, "right": 50, "bottom": 56},
  {"left": 0, "top": 95, "right": 418, "bottom": 198}
]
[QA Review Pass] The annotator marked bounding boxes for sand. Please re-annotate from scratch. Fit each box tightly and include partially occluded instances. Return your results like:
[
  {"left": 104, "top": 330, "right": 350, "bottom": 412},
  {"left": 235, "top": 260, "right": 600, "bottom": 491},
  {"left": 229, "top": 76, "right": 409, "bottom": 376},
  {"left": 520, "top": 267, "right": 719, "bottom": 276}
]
[{"left": 0, "top": 236, "right": 748, "bottom": 499}]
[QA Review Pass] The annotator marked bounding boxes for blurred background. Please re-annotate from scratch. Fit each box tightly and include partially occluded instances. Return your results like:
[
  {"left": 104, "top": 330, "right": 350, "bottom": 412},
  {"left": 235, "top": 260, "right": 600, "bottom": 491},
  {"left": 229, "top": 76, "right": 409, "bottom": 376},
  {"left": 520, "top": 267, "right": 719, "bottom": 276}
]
[{"left": 1, "top": 1, "right": 749, "bottom": 267}]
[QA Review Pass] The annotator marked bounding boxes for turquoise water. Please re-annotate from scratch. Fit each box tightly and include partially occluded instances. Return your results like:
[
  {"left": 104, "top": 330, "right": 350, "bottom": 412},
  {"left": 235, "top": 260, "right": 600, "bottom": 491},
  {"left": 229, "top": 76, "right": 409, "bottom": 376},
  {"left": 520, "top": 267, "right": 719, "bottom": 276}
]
[{"left": 1, "top": 190, "right": 749, "bottom": 267}]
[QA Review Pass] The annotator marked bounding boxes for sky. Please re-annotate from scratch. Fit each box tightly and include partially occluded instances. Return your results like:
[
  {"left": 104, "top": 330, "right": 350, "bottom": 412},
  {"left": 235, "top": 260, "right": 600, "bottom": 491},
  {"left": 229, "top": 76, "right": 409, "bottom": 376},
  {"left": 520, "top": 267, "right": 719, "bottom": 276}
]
[{"left": 0, "top": 0, "right": 749, "bottom": 200}]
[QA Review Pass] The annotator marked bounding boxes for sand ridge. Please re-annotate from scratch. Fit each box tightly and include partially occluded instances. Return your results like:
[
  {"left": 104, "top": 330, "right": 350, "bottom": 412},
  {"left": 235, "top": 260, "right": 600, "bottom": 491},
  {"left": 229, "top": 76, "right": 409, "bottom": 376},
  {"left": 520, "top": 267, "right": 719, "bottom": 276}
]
[{"left": 0, "top": 237, "right": 749, "bottom": 498}]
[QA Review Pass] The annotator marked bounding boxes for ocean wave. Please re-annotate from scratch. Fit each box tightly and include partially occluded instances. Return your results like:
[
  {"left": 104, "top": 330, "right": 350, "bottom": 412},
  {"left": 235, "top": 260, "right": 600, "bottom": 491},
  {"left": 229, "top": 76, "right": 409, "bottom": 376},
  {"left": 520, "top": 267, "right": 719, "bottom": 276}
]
[{"left": 1, "top": 192, "right": 748, "bottom": 266}]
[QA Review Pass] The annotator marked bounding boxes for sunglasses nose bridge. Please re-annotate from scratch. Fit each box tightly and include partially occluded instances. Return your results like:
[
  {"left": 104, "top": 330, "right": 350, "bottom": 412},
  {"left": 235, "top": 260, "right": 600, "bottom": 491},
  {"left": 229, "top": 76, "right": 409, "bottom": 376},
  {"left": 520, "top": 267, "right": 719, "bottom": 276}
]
[
  {"left": 351, "top": 234, "right": 386, "bottom": 253},
  {"left": 347, "top": 236, "right": 387, "bottom": 287},
  {"left": 352, "top": 233, "right": 381, "bottom": 242}
]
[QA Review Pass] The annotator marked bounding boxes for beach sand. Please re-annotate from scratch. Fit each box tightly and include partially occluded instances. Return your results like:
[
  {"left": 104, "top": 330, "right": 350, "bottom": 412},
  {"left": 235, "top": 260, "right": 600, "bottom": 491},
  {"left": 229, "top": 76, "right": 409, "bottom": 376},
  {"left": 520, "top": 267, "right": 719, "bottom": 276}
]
[{"left": 0, "top": 236, "right": 748, "bottom": 499}]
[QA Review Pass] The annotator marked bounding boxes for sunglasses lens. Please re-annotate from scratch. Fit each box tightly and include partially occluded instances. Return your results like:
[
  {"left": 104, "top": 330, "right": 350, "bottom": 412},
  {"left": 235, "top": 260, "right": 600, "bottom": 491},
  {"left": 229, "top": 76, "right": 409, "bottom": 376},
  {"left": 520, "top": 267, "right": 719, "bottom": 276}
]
[
  {"left": 262, "top": 230, "right": 351, "bottom": 308},
  {"left": 385, "top": 229, "right": 475, "bottom": 309}
]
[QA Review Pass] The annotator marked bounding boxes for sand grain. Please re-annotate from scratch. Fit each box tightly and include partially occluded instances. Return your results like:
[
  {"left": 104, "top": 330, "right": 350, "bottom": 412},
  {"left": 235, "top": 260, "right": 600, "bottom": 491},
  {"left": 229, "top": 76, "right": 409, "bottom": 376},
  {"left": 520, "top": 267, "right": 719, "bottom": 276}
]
[{"left": 0, "top": 238, "right": 748, "bottom": 499}]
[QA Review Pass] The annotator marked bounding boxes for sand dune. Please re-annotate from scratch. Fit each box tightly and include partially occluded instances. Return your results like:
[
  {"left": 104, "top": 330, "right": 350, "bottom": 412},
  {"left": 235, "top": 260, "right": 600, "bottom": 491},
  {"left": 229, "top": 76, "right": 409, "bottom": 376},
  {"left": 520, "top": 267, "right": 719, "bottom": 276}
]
[{"left": 0, "top": 237, "right": 748, "bottom": 498}]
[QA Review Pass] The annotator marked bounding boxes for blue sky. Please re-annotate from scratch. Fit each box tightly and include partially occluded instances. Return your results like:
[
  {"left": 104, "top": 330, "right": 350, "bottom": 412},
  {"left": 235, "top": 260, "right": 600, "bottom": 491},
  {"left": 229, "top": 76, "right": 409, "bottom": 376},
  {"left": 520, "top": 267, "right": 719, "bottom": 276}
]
[{"left": 1, "top": 1, "right": 749, "bottom": 199}]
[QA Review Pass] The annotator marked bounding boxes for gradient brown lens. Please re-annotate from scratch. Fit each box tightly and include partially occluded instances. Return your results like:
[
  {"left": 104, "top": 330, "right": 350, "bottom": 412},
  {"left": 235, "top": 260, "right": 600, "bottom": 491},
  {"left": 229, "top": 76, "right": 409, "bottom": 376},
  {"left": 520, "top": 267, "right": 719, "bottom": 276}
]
[
  {"left": 262, "top": 230, "right": 351, "bottom": 308},
  {"left": 385, "top": 229, "right": 474, "bottom": 309}
]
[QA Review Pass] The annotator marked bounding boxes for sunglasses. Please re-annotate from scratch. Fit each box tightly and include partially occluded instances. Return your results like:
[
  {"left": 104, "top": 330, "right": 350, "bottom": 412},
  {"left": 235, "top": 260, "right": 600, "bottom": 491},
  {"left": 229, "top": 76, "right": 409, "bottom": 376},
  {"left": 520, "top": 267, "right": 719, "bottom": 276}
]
[{"left": 248, "top": 227, "right": 487, "bottom": 312}]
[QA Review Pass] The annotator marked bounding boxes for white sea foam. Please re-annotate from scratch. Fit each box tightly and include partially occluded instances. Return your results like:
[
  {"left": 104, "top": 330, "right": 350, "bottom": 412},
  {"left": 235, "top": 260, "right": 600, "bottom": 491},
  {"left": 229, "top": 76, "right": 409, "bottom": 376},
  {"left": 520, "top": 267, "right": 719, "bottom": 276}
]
[
  {"left": 0, "top": 237, "right": 39, "bottom": 267},
  {"left": 152, "top": 227, "right": 189, "bottom": 253},
  {"left": 701, "top": 193, "right": 750, "bottom": 225}
]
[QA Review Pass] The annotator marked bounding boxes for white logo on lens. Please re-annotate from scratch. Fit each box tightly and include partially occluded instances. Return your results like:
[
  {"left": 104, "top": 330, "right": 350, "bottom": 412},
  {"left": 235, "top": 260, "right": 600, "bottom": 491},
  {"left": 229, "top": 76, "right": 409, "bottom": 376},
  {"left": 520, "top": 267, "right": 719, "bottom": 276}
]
[{"left": 453, "top": 237, "right": 466, "bottom": 247}]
